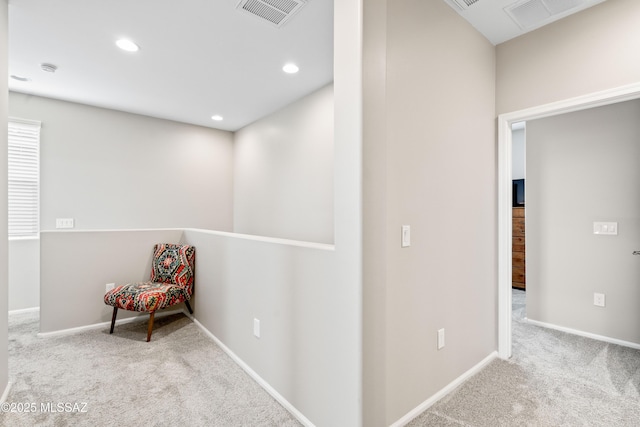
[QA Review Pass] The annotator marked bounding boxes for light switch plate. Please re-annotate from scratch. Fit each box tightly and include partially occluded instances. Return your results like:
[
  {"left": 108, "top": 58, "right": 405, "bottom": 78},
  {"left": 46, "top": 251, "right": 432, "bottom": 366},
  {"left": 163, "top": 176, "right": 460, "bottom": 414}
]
[
  {"left": 593, "top": 222, "right": 617, "bottom": 235},
  {"left": 253, "top": 318, "right": 260, "bottom": 338},
  {"left": 437, "top": 328, "right": 445, "bottom": 350},
  {"left": 401, "top": 225, "right": 411, "bottom": 248}
]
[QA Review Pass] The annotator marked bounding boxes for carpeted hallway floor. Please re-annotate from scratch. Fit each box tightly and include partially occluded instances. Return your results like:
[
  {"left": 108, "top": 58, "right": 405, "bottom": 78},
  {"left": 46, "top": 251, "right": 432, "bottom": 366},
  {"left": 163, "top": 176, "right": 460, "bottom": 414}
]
[
  {"left": 2, "top": 291, "right": 640, "bottom": 426},
  {"left": 409, "top": 289, "right": 640, "bottom": 426},
  {"left": 0, "top": 311, "right": 301, "bottom": 427}
]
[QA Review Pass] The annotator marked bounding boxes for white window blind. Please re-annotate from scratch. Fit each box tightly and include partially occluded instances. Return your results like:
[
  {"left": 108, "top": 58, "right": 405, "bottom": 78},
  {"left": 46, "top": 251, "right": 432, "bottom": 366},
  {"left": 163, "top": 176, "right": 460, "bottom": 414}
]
[{"left": 8, "top": 118, "right": 41, "bottom": 238}]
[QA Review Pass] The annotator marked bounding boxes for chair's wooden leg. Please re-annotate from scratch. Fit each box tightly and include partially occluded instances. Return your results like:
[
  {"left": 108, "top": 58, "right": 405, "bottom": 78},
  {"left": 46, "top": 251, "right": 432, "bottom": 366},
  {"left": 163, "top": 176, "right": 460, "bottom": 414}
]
[
  {"left": 110, "top": 307, "right": 118, "bottom": 334},
  {"left": 185, "top": 300, "right": 194, "bottom": 314},
  {"left": 146, "top": 312, "right": 155, "bottom": 342}
]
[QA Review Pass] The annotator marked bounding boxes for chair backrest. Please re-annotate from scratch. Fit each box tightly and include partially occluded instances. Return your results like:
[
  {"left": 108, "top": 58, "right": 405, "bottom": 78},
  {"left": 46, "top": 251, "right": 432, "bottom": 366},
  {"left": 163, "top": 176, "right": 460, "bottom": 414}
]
[{"left": 150, "top": 243, "right": 196, "bottom": 296}]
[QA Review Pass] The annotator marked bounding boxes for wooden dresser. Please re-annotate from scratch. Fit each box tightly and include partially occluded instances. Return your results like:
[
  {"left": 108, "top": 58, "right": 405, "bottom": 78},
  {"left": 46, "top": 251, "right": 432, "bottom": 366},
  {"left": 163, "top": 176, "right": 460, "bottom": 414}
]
[{"left": 512, "top": 207, "right": 525, "bottom": 290}]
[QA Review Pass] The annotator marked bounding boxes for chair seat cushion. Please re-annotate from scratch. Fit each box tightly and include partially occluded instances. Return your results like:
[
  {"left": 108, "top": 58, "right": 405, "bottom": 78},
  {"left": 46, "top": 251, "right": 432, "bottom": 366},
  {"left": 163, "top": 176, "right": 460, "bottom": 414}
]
[{"left": 104, "top": 282, "right": 189, "bottom": 312}]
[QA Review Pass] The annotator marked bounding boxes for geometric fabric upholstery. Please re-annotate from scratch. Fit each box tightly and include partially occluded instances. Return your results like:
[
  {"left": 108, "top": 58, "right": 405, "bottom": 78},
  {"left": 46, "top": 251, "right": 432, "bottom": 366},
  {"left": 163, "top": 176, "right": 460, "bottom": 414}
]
[
  {"left": 150, "top": 243, "right": 195, "bottom": 293},
  {"left": 104, "top": 281, "right": 188, "bottom": 313},
  {"left": 104, "top": 243, "right": 196, "bottom": 313},
  {"left": 103, "top": 243, "right": 195, "bottom": 341}
]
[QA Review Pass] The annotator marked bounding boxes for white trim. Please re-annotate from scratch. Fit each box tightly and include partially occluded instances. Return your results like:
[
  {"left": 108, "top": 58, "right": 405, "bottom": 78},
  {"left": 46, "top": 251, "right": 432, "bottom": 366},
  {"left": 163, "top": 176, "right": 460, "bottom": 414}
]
[
  {"left": 389, "top": 352, "right": 498, "bottom": 427},
  {"left": 39, "top": 227, "right": 335, "bottom": 252},
  {"left": 36, "top": 309, "right": 183, "bottom": 338},
  {"left": 8, "top": 306, "right": 40, "bottom": 316},
  {"left": 8, "top": 235, "right": 39, "bottom": 242},
  {"left": 188, "top": 313, "right": 316, "bottom": 427},
  {"left": 497, "top": 81, "right": 640, "bottom": 359},
  {"left": 525, "top": 318, "right": 640, "bottom": 350},
  {"left": 8, "top": 117, "right": 41, "bottom": 127},
  {"left": 0, "top": 382, "right": 11, "bottom": 405},
  {"left": 183, "top": 228, "right": 335, "bottom": 251},
  {"left": 497, "top": 114, "right": 513, "bottom": 360},
  {"left": 40, "top": 228, "right": 183, "bottom": 234}
]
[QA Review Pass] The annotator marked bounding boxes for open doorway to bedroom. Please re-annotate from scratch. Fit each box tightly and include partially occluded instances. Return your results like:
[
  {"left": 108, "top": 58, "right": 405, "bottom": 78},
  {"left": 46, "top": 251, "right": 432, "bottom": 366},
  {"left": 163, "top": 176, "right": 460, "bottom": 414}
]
[{"left": 498, "top": 83, "right": 640, "bottom": 359}]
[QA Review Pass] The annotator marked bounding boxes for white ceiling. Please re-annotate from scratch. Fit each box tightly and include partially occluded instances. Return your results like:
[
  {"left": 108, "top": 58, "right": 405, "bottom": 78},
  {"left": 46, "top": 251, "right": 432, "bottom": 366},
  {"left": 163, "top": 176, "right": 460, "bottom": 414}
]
[
  {"left": 8, "top": 0, "right": 334, "bottom": 131},
  {"left": 443, "top": 0, "right": 606, "bottom": 45},
  {"left": 8, "top": 0, "right": 605, "bottom": 132}
]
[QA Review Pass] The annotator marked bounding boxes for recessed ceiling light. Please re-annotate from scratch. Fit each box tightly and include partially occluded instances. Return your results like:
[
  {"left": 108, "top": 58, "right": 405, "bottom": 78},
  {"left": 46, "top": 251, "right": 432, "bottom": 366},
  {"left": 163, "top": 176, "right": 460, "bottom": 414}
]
[
  {"left": 282, "top": 63, "right": 299, "bottom": 74},
  {"left": 10, "top": 75, "right": 31, "bottom": 82},
  {"left": 116, "top": 39, "right": 140, "bottom": 52},
  {"left": 211, "top": 115, "right": 223, "bottom": 121}
]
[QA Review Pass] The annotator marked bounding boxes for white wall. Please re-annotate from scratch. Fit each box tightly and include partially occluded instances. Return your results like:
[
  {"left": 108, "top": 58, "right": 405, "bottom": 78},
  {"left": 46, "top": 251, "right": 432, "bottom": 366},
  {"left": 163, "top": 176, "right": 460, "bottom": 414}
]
[
  {"left": 0, "top": 0, "right": 9, "bottom": 400},
  {"left": 9, "top": 92, "right": 234, "bottom": 231},
  {"left": 512, "top": 127, "right": 525, "bottom": 180},
  {"left": 39, "top": 229, "right": 184, "bottom": 332},
  {"left": 233, "top": 84, "right": 334, "bottom": 244},
  {"left": 362, "top": 0, "right": 388, "bottom": 424},
  {"left": 8, "top": 239, "right": 39, "bottom": 311},
  {"left": 332, "top": 0, "right": 363, "bottom": 424},
  {"left": 526, "top": 100, "right": 640, "bottom": 344},
  {"left": 496, "top": 0, "right": 640, "bottom": 115},
  {"left": 363, "top": 0, "right": 496, "bottom": 424},
  {"left": 8, "top": 93, "right": 235, "bottom": 314},
  {"left": 180, "top": 229, "right": 339, "bottom": 425}
]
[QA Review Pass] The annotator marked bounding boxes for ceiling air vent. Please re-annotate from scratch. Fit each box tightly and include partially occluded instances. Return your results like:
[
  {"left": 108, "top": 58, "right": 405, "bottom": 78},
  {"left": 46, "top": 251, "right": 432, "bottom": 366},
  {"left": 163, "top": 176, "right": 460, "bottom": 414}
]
[
  {"left": 236, "top": 0, "right": 307, "bottom": 28},
  {"left": 450, "top": 0, "right": 482, "bottom": 11},
  {"left": 505, "top": 0, "right": 585, "bottom": 30}
]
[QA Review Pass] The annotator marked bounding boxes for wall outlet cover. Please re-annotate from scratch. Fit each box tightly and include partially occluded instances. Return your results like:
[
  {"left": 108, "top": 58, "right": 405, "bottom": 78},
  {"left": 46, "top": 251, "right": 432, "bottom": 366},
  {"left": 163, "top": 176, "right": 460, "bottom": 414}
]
[
  {"left": 56, "top": 218, "right": 75, "bottom": 229},
  {"left": 593, "top": 293, "right": 605, "bottom": 307}
]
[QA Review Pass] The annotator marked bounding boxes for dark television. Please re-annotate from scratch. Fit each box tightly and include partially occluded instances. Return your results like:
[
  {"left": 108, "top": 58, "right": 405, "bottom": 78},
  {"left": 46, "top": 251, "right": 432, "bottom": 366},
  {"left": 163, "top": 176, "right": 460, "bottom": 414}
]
[{"left": 512, "top": 179, "right": 525, "bottom": 207}]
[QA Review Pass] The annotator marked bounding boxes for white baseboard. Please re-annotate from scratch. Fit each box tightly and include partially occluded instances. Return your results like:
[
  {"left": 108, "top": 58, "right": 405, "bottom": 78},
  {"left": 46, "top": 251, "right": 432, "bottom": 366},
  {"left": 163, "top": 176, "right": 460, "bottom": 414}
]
[
  {"left": 0, "top": 381, "right": 11, "bottom": 404},
  {"left": 36, "top": 309, "right": 184, "bottom": 338},
  {"left": 525, "top": 318, "right": 640, "bottom": 350},
  {"left": 188, "top": 313, "right": 315, "bottom": 427},
  {"left": 8, "top": 307, "right": 40, "bottom": 316},
  {"left": 390, "top": 351, "right": 498, "bottom": 427}
]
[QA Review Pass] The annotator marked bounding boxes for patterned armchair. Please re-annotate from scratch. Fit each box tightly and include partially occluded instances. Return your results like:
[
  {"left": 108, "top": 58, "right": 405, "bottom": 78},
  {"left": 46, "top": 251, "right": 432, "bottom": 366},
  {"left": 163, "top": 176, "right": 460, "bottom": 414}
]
[{"left": 104, "top": 243, "right": 195, "bottom": 342}]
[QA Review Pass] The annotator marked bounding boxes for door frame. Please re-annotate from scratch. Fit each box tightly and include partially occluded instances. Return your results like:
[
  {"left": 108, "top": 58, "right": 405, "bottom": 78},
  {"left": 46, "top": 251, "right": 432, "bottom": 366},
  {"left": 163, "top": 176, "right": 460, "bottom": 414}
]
[{"left": 497, "top": 82, "right": 640, "bottom": 359}]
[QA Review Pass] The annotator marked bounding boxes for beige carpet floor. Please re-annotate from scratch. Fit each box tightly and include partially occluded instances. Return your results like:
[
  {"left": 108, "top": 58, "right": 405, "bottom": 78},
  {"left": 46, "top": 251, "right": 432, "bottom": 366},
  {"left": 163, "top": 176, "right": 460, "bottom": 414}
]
[
  {"left": 408, "top": 289, "right": 640, "bottom": 426},
  {"left": 3, "top": 291, "right": 640, "bottom": 426},
  {"left": 0, "top": 311, "right": 301, "bottom": 427}
]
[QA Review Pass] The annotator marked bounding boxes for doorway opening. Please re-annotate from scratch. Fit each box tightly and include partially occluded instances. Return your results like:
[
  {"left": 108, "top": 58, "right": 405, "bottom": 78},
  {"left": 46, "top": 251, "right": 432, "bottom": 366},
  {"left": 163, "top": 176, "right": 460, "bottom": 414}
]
[{"left": 497, "top": 82, "right": 640, "bottom": 359}]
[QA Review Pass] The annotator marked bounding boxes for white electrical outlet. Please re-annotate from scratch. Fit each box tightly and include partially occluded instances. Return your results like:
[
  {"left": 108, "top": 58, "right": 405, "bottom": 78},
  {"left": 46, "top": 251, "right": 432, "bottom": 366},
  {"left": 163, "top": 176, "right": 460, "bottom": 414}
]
[
  {"left": 437, "top": 328, "right": 445, "bottom": 350},
  {"left": 254, "top": 318, "right": 261, "bottom": 338},
  {"left": 594, "top": 293, "right": 605, "bottom": 307},
  {"left": 105, "top": 283, "right": 115, "bottom": 292}
]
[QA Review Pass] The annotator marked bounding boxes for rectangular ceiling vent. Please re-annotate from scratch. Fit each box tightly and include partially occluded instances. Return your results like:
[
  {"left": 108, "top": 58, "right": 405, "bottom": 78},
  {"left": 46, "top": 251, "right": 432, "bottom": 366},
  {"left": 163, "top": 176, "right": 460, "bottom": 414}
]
[
  {"left": 449, "top": 0, "right": 482, "bottom": 11},
  {"left": 505, "top": 0, "right": 585, "bottom": 29},
  {"left": 236, "top": 0, "right": 307, "bottom": 28}
]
